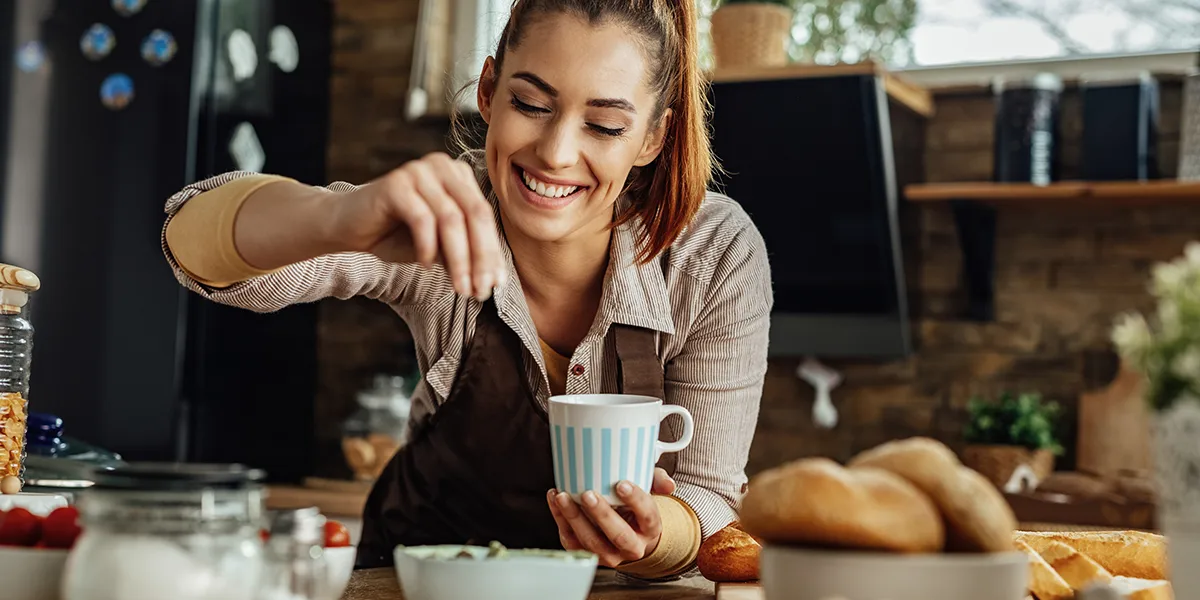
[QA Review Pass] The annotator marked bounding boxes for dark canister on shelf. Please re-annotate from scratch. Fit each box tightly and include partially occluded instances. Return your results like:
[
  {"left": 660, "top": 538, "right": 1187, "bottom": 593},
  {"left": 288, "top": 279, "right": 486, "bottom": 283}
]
[
  {"left": 1080, "top": 71, "right": 1160, "bottom": 181},
  {"left": 992, "top": 73, "right": 1063, "bottom": 185}
]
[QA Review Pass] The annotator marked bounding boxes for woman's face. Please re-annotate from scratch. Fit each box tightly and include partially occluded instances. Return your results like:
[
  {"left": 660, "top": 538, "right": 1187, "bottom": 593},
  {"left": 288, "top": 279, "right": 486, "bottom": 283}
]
[{"left": 477, "top": 12, "right": 668, "bottom": 248}]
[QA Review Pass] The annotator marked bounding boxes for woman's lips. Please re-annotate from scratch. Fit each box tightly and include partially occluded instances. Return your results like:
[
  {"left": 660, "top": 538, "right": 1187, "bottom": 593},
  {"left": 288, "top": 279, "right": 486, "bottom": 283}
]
[{"left": 511, "top": 165, "right": 586, "bottom": 210}]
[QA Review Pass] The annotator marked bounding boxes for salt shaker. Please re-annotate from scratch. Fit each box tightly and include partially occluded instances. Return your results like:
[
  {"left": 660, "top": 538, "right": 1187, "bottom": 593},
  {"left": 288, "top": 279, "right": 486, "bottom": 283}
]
[{"left": 258, "top": 507, "right": 330, "bottom": 600}]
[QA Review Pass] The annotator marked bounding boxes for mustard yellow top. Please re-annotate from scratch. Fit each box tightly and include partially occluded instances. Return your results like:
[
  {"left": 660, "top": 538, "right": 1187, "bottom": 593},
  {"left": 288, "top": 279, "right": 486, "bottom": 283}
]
[{"left": 164, "top": 178, "right": 704, "bottom": 579}]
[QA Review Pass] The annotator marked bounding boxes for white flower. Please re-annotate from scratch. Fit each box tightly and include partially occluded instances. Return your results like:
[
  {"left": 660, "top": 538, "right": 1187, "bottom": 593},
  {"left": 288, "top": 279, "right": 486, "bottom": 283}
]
[
  {"left": 1185, "top": 242, "right": 1200, "bottom": 267},
  {"left": 1174, "top": 347, "right": 1200, "bottom": 383},
  {"left": 1154, "top": 261, "right": 1189, "bottom": 295},
  {"left": 1159, "top": 298, "right": 1182, "bottom": 339},
  {"left": 1112, "top": 312, "right": 1153, "bottom": 359}
]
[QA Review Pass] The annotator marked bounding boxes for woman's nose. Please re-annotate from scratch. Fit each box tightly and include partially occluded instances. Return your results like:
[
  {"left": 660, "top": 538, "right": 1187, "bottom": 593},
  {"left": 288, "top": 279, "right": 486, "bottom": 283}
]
[{"left": 535, "top": 122, "right": 580, "bottom": 171}]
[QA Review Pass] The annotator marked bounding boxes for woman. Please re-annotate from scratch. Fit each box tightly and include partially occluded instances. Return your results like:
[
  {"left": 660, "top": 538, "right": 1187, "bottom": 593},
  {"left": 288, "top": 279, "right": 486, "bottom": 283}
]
[{"left": 161, "top": 0, "right": 771, "bottom": 581}]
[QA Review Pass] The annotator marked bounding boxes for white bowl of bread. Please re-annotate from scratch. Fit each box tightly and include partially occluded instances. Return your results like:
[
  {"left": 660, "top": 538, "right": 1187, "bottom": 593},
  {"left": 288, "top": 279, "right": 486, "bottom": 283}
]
[{"left": 701, "top": 437, "right": 1172, "bottom": 600}]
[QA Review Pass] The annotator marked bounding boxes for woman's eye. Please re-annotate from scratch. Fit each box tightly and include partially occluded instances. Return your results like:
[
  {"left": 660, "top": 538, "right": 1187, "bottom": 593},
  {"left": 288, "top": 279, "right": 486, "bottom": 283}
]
[
  {"left": 588, "top": 124, "right": 625, "bottom": 138},
  {"left": 510, "top": 96, "right": 549, "bottom": 114}
]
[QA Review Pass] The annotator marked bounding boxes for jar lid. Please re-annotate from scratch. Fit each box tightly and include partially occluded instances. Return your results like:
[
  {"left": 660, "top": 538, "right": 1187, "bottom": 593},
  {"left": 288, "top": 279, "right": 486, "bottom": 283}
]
[
  {"left": 0, "top": 264, "right": 39, "bottom": 314},
  {"left": 87, "top": 462, "right": 265, "bottom": 491}
]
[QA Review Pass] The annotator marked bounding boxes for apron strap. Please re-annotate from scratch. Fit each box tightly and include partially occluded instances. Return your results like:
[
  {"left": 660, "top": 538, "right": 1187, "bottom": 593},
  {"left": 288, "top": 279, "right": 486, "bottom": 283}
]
[{"left": 613, "top": 325, "right": 664, "bottom": 399}]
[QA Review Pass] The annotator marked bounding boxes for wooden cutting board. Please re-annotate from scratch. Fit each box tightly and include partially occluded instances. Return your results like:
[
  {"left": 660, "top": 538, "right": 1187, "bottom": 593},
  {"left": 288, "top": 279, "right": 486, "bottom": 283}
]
[
  {"left": 716, "top": 582, "right": 763, "bottom": 600},
  {"left": 1076, "top": 360, "right": 1153, "bottom": 479}
]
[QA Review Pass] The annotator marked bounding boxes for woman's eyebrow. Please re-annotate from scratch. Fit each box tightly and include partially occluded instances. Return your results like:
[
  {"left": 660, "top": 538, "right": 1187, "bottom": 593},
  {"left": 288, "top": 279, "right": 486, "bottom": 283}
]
[{"left": 511, "top": 71, "right": 637, "bottom": 114}]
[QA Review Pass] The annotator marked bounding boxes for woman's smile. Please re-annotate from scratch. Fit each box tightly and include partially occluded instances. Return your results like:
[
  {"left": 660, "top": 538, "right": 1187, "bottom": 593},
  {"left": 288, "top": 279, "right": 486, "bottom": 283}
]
[{"left": 511, "top": 163, "right": 589, "bottom": 210}]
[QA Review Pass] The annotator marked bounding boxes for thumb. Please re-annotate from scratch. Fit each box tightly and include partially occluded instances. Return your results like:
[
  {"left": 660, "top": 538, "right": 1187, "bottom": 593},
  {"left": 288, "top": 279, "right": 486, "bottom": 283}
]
[{"left": 651, "top": 468, "right": 675, "bottom": 495}]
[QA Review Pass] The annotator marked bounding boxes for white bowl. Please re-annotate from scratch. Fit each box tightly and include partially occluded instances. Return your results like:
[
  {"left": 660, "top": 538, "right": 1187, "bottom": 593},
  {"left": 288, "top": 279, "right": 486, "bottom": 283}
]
[
  {"left": 0, "top": 546, "right": 70, "bottom": 600},
  {"left": 392, "top": 545, "right": 598, "bottom": 600},
  {"left": 322, "top": 546, "right": 356, "bottom": 600},
  {"left": 761, "top": 544, "right": 1029, "bottom": 600}
]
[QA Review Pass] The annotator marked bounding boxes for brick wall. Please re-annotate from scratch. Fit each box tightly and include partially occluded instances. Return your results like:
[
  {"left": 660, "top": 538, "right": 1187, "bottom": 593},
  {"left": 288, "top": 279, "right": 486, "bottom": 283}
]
[
  {"left": 314, "top": 0, "right": 1198, "bottom": 479},
  {"left": 747, "top": 81, "right": 1191, "bottom": 475}
]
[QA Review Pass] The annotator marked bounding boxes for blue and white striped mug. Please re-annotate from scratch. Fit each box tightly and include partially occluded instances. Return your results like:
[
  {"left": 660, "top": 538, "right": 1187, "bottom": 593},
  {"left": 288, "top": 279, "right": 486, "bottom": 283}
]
[{"left": 548, "top": 394, "right": 694, "bottom": 506}]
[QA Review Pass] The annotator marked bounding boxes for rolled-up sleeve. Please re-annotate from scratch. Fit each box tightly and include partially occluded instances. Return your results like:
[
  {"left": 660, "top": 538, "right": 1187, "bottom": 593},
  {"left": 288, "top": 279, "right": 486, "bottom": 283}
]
[
  {"left": 161, "top": 171, "right": 420, "bottom": 313},
  {"left": 666, "top": 222, "right": 773, "bottom": 538}
]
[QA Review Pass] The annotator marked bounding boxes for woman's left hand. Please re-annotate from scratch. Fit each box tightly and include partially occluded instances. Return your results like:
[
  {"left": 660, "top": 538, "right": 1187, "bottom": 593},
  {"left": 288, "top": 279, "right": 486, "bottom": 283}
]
[{"left": 547, "top": 468, "right": 676, "bottom": 567}]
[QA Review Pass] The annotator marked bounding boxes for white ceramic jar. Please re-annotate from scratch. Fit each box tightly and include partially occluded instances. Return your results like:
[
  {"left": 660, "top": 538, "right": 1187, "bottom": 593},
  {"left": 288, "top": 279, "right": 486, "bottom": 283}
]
[{"left": 61, "top": 463, "right": 267, "bottom": 600}]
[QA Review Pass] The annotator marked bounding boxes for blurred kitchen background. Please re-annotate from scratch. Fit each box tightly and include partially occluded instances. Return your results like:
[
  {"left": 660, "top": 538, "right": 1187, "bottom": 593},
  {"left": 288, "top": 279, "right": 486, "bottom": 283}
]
[{"left": 0, "top": 0, "right": 1197, "bottom": 530}]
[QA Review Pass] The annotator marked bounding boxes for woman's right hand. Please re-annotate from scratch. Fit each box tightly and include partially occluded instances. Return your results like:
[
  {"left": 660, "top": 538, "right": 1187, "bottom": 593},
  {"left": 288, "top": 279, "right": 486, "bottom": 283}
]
[{"left": 331, "top": 152, "right": 507, "bottom": 300}]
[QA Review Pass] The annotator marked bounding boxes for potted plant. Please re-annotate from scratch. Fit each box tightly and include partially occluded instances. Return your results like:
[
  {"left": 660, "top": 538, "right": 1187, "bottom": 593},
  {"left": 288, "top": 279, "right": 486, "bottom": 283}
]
[
  {"left": 961, "top": 391, "right": 1064, "bottom": 493},
  {"left": 709, "top": 0, "right": 794, "bottom": 70},
  {"left": 1112, "top": 242, "right": 1200, "bottom": 597}
]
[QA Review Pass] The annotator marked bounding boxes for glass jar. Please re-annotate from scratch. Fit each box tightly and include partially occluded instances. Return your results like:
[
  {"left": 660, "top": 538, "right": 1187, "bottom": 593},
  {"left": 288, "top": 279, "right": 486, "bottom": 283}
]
[
  {"left": 257, "top": 507, "right": 330, "bottom": 600},
  {"left": 61, "top": 463, "right": 268, "bottom": 600},
  {"left": 0, "top": 263, "right": 40, "bottom": 494},
  {"left": 341, "top": 374, "right": 411, "bottom": 481}
]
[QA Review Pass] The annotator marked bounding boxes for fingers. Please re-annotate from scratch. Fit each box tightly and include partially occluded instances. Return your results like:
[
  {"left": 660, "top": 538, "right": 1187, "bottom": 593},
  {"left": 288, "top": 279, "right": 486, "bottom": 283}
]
[
  {"left": 546, "top": 489, "right": 581, "bottom": 550},
  {"left": 551, "top": 491, "right": 623, "bottom": 567},
  {"left": 580, "top": 488, "right": 651, "bottom": 563},
  {"left": 408, "top": 162, "right": 473, "bottom": 297},
  {"left": 650, "top": 468, "right": 676, "bottom": 495},
  {"left": 431, "top": 155, "right": 506, "bottom": 298}
]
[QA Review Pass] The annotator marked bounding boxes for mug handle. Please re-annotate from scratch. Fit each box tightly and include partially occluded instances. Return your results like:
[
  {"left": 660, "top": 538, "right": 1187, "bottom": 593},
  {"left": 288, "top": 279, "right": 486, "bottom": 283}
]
[{"left": 655, "top": 405, "right": 694, "bottom": 456}]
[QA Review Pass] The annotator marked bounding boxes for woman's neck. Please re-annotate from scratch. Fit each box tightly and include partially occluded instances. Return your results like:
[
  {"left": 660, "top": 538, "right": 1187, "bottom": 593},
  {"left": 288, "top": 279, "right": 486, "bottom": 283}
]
[{"left": 504, "top": 223, "right": 611, "bottom": 354}]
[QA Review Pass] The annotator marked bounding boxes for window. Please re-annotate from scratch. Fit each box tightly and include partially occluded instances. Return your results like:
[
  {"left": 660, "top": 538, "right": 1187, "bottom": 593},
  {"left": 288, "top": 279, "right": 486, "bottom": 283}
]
[{"left": 407, "top": 0, "right": 510, "bottom": 119}]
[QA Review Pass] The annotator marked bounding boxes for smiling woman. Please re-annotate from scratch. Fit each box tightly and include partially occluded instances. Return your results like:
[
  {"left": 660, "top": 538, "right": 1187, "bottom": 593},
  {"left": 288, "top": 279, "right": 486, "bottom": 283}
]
[{"left": 157, "top": 0, "right": 772, "bottom": 585}]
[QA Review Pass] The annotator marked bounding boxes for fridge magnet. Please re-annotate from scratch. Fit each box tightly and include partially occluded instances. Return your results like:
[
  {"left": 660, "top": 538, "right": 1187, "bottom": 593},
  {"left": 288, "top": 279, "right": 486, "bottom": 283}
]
[
  {"left": 15, "top": 41, "right": 45, "bottom": 73},
  {"left": 141, "top": 29, "right": 176, "bottom": 66},
  {"left": 100, "top": 73, "right": 135, "bottom": 110},
  {"left": 268, "top": 26, "right": 299, "bottom": 73},
  {"left": 112, "top": 0, "right": 148, "bottom": 17},
  {"left": 80, "top": 24, "right": 116, "bottom": 61},
  {"left": 229, "top": 122, "right": 265, "bottom": 173},
  {"left": 227, "top": 29, "right": 257, "bottom": 82}
]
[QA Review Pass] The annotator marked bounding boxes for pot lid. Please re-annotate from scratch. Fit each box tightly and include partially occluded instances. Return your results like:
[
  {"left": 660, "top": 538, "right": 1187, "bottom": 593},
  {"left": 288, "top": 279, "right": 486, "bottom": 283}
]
[{"left": 87, "top": 462, "right": 266, "bottom": 491}]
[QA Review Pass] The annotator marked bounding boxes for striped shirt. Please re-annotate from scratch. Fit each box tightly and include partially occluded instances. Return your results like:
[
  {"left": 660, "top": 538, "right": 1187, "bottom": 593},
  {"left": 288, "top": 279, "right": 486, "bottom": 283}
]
[{"left": 160, "top": 165, "right": 774, "bottom": 543}]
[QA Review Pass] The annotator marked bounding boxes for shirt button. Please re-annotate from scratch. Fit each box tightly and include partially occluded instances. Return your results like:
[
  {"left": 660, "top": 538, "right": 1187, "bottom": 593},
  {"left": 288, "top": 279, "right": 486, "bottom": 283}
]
[{"left": 570, "top": 364, "right": 586, "bottom": 376}]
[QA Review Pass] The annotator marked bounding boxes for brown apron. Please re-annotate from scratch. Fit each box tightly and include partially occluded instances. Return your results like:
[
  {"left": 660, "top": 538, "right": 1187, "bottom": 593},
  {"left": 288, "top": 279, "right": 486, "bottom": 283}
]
[{"left": 355, "top": 298, "right": 666, "bottom": 569}]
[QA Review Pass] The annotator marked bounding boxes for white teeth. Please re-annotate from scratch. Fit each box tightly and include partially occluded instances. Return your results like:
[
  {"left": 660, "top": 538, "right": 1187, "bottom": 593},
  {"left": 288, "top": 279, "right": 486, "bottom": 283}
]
[{"left": 521, "top": 169, "right": 579, "bottom": 199}]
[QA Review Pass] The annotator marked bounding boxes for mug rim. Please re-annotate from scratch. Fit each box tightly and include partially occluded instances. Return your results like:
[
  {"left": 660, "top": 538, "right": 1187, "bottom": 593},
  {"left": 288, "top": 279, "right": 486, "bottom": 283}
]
[{"left": 548, "top": 394, "right": 662, "bottom": 407}]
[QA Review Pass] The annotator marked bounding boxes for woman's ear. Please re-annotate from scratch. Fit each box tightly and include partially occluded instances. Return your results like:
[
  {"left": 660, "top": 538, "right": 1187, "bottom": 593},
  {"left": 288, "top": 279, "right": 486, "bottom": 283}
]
[
  {"left": 477, "top": 57, "right": 498, "bottom": 124},
  {"left": 633, "top": 109, "right": 671, "bottom": 167}
]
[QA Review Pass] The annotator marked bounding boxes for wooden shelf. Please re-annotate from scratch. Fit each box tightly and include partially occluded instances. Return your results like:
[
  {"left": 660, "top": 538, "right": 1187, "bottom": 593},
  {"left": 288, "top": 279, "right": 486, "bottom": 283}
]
[
  {"left": 905, "top": 180, "right": 1200, "bottom": 204},
  {"left": 708, "top": 60, "right": 934, "bottom": 118}
]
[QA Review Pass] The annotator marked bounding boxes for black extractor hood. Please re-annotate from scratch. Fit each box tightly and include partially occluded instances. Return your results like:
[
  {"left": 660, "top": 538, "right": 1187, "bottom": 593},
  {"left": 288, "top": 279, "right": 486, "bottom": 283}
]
[{"left": 709, "top": 72, "right": 912, "bottom": 359}]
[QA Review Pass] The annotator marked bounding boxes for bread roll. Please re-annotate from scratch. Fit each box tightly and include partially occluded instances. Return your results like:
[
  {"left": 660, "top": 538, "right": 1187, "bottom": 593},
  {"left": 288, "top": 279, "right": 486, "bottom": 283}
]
[
  {"left": 848, "top": 437, "right": 1017, "bottom": 552},
  {"left": 697, "top": 522, "right": 760, "bottom": 582},
  {"left": 1016, "top": 531, "right": 1168, "bottom": 581},
  {"left": 739, "top": 457, "right": 944, "bottom": 553}
]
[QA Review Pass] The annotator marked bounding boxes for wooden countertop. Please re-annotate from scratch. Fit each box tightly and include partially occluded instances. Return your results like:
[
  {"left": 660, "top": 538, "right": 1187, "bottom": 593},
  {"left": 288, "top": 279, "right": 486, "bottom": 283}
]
[
  {"left": 342, "top": 568, "right": 722, "bottom": 600},
  {"left": 904, "top": 180, "right": 1200, "bottom": 205}
]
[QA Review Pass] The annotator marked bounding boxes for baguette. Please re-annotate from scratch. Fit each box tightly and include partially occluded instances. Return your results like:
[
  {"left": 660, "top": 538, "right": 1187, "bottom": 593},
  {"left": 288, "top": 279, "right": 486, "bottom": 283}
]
[
  {"left": 740, "top": 457, "right": 945, "bottom": 553},
  {"left": 698, "top": 522, "right": 761, "bottom": 583},
  {"left": 1015, "top": 539, "right": 1073, "bottom": 600},
  {"left": 1037, "top": 540, "right": 1113, "bottom": 591},
  {"left": 1106, "top": 576, "right": 1174, "bottom": 600},
  {"left": 1016, "top": 531, "right": 1168, "bottom": 580}
]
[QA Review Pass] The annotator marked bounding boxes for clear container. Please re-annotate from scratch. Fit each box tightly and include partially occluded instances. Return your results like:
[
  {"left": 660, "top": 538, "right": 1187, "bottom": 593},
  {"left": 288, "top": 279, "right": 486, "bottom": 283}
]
[
  {"left": 341, "top": 374, "right": 411, "bottom": 481},
  {"left": 61, "top": 463, "right": 268, "bottom": 600},
  {"left": 0, "top": 263, "right": 40, "bottom": 493},
  {"left": 257, "top": 507, "right": 330, "bottom": 600}
]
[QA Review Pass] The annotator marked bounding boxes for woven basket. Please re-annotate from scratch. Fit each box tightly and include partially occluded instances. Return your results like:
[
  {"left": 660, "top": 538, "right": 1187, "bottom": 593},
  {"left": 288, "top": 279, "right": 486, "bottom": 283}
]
[
  {"left": 962, "top": 444, "right": 1055, "bottom": 492},
  {"left": 710, "top": 3, "right": 793, "bottom": 69}
]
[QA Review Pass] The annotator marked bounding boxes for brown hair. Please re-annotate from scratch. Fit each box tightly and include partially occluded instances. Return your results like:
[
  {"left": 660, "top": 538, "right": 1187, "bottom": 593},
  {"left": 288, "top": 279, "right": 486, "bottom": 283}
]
[{"left": 451, "top": 0, "right": 717, "bottom": 264}]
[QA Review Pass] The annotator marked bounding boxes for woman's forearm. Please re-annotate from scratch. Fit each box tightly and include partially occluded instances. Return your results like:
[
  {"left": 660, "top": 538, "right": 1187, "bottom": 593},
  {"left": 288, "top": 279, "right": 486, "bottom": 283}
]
[
  {"left": 165, "top": 175, "right": 348, "bottom": 286},
  {"left": 233, "top": 179, "right": 348, "bottom": 271}
]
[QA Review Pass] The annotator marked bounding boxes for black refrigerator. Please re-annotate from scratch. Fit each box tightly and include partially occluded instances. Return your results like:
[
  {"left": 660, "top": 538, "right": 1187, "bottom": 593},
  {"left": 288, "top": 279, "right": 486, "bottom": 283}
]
[{"left": 0, "top": 0, "right": 332, "bottom": 483}]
